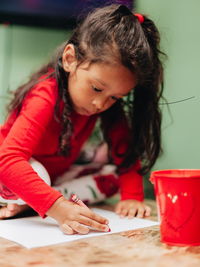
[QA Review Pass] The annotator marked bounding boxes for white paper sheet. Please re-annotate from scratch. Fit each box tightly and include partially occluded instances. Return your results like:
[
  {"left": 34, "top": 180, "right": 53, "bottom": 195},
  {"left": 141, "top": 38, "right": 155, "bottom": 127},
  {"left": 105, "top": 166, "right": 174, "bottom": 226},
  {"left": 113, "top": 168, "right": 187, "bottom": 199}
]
[{"left": 0, "top": 208, "right": 159, "bottom": 248}]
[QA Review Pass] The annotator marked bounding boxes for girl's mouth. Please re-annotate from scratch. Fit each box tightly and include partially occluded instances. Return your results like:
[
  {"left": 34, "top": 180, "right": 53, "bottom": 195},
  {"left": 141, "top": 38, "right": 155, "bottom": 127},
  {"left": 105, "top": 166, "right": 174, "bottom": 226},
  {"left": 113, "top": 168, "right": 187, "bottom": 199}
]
[{"left": 82, "top": 108, "right": 95, "bottom": 116}]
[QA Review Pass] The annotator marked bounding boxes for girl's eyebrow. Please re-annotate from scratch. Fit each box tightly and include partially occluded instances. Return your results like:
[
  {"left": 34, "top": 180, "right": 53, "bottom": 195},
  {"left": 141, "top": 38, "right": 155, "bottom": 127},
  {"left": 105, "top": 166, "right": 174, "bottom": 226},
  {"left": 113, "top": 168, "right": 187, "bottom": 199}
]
[{"left": 93, "top": 77, "right": 107, "bottom": 87}]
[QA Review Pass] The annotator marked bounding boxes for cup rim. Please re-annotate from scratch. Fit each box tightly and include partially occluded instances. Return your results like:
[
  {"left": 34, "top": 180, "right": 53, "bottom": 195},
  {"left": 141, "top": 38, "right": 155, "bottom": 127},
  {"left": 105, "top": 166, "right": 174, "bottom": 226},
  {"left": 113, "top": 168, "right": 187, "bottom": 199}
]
[{"left": 151, "top": 169, "right": 200, "bottom": 179}]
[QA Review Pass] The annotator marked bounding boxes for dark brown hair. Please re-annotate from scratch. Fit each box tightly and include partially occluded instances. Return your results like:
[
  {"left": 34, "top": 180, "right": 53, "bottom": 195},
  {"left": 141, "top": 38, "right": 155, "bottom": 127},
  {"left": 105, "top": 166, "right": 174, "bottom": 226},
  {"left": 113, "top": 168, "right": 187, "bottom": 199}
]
[{"left": 7, "top": 4, "right": 165, "bottom": 174}]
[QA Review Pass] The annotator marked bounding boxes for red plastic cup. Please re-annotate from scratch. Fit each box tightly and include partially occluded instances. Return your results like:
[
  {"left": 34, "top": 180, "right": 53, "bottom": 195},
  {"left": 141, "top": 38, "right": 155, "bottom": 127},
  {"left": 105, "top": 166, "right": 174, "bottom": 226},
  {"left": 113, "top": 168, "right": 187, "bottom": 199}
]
[{"left": 150, "top": 169, "right": 200, "bottom": 246}]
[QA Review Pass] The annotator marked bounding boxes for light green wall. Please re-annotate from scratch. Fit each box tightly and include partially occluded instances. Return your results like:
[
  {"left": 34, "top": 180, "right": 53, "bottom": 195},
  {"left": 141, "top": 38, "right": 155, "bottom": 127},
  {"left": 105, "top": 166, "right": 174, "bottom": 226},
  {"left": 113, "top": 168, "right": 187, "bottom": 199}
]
[
  {"left": 136, "top": 0, "right": 200, "bottom": 169},
  {"left": 0, "top": 1, "right": 200, "bottom": 170},
  {"left": 0, "top": 25, "right": 69, "bottom": 122}
]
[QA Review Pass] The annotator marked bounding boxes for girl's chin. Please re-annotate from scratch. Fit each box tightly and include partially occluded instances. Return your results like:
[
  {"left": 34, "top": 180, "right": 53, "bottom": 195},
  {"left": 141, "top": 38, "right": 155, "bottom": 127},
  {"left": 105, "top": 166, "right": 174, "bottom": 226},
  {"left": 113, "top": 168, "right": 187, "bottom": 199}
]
[{"left": 76, "top": 107, "right": 94, "bottom": 116}]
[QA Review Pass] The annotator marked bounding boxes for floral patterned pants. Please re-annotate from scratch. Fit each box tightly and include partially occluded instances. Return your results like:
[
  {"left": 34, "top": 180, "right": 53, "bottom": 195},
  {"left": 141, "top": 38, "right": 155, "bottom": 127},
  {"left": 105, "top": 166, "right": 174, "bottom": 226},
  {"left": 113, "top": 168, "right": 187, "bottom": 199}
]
[{"left": 0, "top": 159, "right": 119, "bottom": 206}]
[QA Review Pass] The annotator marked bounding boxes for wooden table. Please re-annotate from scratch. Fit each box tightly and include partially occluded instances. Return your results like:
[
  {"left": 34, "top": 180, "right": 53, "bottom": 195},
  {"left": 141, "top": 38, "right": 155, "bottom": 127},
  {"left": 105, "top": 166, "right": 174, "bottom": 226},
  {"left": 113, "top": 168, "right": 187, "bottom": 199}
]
[{"left": 0, "top": 200, "right": 200, "bottom": 267}]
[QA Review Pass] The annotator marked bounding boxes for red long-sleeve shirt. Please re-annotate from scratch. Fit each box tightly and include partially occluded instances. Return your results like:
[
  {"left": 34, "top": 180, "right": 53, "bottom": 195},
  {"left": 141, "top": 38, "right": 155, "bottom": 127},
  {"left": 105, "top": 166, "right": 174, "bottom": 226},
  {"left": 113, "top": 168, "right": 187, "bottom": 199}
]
[{"left": 0, "top": 75, "right": 144, "bottom": 217}]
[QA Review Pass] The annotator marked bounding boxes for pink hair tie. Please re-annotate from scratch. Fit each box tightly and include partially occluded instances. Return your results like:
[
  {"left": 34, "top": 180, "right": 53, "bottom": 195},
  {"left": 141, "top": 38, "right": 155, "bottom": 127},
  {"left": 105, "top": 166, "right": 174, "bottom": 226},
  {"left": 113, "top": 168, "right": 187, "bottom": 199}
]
[{"left": 134, "top": 13, "right": 144, "bottom": 24}]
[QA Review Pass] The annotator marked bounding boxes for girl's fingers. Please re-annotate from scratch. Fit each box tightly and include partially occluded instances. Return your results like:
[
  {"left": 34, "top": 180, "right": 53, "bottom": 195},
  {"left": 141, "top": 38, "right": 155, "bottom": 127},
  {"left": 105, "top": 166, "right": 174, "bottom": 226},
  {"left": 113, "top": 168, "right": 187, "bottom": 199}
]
[
  {"left": 119, "top": 208, "right": 128, "bottom": 218},
  {"left": 79, "top": 215, "right": 110, "bottom": 232},
  {"left": 60, "top": 223, "right": 75, "bottom": 235},
  {"left": 144, "top": 206, "right": 151, "bottom": 217},
  {"left": 80, "top": 208, "right": 109, "bottom": 225},
  {"left": 136, "top": 207, "right": 145, "bottom": 218},
  {"left": 66, "top": 207, "right": 110, "bottom": 233},
  {"left": 68, "top": 221, "right": 90, "bottom": 235},
  {"left": 127, "top": 208, "right": 137, "bottom": 218},
  {"left": 115, "top": 205, "right": 122, "bottom": 215},
  {"left": 0, "top": 207, "right": 7, "bottom": 218}
]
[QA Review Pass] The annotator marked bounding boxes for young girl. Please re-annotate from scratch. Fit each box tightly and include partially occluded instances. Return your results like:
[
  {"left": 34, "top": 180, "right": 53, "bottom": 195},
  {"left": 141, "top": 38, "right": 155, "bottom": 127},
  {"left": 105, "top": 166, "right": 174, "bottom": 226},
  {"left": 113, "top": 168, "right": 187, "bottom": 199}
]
[{"left": 0, "top": 4, "right": 164, "bottom": 235}]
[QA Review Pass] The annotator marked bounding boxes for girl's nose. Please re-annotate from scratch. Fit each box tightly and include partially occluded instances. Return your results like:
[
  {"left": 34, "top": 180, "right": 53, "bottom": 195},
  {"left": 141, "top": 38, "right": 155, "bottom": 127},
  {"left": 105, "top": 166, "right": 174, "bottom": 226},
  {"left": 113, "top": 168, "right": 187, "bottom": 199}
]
[{"left": 92, "top": 98, "right": 107, "bottom": 111}]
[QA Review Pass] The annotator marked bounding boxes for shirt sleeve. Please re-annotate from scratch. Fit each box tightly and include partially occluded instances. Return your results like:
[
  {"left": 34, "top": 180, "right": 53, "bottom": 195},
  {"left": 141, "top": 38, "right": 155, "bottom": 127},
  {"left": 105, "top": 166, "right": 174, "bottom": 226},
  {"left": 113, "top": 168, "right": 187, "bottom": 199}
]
[
  {"left": 119, "top": 161, "right": 144, "bottom": 201},
  {"left": 102, "top": 114, "right": 144, "bottom": 202},
  {"left": 0, "top": 81, "right": 62, "bottom": 217}
]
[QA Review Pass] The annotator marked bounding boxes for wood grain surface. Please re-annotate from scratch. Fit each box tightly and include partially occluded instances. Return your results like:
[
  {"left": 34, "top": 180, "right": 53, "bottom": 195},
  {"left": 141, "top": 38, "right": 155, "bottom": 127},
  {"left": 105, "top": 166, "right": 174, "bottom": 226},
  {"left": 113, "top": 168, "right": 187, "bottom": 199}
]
[{"left": 0, "top": 200, "right": 200, "bottom": 267}]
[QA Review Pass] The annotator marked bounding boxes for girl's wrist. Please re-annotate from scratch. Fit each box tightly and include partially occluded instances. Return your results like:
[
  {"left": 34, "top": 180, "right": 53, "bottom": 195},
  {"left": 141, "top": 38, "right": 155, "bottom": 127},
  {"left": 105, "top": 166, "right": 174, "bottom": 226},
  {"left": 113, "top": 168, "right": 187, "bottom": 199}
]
[{"left": 46, "top": 196, "right": 66, "bottom": 221}]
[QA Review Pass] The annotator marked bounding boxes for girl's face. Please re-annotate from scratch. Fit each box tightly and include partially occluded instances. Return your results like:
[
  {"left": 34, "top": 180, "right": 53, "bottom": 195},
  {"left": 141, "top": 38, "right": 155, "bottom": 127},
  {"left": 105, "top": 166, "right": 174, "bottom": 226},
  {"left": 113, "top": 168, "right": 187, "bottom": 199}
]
[{"left": 63, "top": 45, "right": 137, "bottom": 116}]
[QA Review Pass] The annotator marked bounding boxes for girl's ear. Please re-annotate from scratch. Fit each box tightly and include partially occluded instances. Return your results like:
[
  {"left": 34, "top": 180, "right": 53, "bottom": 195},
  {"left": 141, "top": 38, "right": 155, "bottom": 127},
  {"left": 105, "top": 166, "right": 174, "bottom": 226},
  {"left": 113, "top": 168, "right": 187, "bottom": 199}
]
[{"left": 62, "top": 44, "right": 77, "bottom": 72}]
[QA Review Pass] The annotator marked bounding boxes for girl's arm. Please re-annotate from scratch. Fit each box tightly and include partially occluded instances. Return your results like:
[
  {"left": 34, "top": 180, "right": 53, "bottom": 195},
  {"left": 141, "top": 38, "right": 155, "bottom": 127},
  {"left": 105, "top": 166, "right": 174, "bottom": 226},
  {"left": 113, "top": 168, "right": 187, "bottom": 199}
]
[
  {"left": 101, "top": 113, "right": 144, "bottom": 201},
  {"left": 0, "top": 80, "right": 111, "bottom": 232},
  {"left": 101, "top": 113, "right": 151, "bottom": 218},
  {"left": 119, "top": 160, "right": 144, "bottom": 202},
  {"left": 0, "top": 79, "right": 62, "bottom": 217},
  {"left": 115, "top": 162, "right": 151, "bottom": 218}
]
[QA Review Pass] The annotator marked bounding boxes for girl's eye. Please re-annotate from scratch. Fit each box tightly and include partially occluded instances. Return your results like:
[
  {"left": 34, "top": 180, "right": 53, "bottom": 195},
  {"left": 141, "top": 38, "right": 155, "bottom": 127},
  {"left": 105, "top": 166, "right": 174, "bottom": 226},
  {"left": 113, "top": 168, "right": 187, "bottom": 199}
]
[
  {"left": 92, "top": 87, "right": 102, "bottom": 92},
  {"left": 111, "top": 96, "right": 120, "bottom": 101},
  {"left": 92, "top": 86, "right": 120, "bottom": 101}
]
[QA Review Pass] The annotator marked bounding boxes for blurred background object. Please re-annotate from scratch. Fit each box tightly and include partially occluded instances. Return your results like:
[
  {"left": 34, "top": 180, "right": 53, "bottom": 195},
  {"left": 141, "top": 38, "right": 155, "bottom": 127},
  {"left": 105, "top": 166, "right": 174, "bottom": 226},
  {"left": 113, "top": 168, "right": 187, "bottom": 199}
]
[{"left": 0, "top": 0, "right": 133, "bottom": 28}]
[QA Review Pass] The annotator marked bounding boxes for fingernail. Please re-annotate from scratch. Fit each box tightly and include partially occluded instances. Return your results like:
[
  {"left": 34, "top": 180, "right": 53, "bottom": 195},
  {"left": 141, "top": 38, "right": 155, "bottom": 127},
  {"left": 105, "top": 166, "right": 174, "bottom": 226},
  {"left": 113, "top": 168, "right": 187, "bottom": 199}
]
[{"left": 104, "top": 226, "right": 110, "bottom": 232}]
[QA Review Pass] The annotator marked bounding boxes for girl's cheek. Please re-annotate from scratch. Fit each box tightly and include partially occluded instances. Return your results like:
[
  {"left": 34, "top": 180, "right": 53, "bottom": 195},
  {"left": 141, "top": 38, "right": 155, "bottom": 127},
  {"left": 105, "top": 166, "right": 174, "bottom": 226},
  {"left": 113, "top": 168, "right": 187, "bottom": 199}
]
[{"left": 105, "top": 100, "right": 116, "bottom": 110}]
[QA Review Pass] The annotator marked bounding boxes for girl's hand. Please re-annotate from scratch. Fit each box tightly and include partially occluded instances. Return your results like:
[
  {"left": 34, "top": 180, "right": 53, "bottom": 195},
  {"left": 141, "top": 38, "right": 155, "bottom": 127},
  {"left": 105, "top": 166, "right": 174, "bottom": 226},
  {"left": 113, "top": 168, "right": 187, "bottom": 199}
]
[
  {"left": 47, "top": 197, "right": 110, "bottom": 235},
  {"left": 115, "top": 199, "right": 151, "bottom": 219}
]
